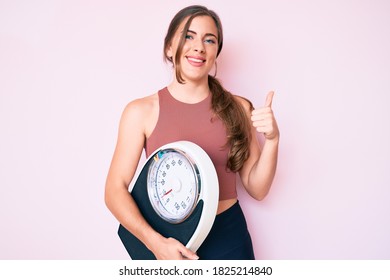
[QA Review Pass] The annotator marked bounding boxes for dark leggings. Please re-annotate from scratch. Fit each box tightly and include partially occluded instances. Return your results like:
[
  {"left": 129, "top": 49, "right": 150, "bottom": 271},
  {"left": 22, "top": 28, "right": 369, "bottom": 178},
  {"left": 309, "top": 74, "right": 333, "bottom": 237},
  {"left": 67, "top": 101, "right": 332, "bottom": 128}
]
[{"left": 196, "top": 201, "right": 255, "bottom": 260}]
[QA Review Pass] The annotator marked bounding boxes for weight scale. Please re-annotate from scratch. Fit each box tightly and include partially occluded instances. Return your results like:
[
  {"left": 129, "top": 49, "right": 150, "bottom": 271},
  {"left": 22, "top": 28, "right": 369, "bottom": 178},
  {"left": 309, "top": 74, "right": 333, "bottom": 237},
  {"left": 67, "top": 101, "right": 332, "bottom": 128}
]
[{"left": 118, "top": 141, "right": 219, "bottom": 259}]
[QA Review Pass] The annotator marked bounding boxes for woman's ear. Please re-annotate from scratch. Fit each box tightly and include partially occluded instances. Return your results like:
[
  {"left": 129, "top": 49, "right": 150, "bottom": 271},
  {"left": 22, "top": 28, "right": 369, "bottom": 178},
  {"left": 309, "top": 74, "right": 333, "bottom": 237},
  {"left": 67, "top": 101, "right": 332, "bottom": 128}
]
[{"left": 166, "top": 44, "right": 173, "bottom": 59}]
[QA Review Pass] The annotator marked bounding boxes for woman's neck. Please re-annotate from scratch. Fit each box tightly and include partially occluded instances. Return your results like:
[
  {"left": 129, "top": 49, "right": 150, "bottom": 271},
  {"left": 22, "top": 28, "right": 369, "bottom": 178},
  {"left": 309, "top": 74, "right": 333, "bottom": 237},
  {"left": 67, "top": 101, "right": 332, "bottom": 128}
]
[{"left": 167, "top": 79, "right": 210, "bottom": 104}]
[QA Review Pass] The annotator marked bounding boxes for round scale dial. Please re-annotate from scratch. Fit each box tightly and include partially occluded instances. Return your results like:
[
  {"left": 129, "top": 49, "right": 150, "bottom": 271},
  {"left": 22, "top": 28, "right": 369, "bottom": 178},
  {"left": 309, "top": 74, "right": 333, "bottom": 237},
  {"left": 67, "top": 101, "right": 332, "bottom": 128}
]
[{"left": 147, "top": 149, "right": 200, "bottom": 224}]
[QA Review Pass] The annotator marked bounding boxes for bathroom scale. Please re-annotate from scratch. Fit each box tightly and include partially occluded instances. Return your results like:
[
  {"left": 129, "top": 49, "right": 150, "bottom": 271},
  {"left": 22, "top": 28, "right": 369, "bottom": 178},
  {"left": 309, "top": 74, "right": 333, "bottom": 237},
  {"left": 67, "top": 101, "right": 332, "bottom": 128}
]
[{"left": 118, "top": 141, "right": 219, "bottom": 259}]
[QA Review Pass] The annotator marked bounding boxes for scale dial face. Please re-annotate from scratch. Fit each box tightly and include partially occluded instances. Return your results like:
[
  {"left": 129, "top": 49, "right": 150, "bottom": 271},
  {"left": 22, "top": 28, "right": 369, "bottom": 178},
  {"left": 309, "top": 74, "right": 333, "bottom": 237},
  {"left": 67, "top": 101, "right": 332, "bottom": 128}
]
[{"left": 147, "top": 149, "right": 200, "bottom": 224}]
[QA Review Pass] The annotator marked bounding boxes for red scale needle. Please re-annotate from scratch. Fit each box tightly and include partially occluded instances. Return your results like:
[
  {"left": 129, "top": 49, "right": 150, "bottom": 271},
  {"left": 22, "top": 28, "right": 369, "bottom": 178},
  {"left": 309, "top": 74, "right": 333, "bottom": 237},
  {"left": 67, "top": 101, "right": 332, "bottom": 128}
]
[{"left": 162, "top": 189, "right": 173, "bottom": 198}]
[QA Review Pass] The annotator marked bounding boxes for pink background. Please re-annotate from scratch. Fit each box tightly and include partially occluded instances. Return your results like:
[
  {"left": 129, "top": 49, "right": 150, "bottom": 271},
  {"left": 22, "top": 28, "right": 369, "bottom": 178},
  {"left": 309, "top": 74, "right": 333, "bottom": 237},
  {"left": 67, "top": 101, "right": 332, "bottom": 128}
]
[{"left": 1, "top": 0, "right": 389, "bottom": 259}]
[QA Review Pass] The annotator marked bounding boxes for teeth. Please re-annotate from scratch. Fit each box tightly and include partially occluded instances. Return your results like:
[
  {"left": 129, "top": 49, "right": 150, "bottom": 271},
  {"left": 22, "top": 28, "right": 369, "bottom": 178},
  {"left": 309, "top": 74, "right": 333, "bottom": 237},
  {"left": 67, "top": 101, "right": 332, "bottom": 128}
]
[{"left": 188, "top": 57, "right": 204, "bottom": 63}]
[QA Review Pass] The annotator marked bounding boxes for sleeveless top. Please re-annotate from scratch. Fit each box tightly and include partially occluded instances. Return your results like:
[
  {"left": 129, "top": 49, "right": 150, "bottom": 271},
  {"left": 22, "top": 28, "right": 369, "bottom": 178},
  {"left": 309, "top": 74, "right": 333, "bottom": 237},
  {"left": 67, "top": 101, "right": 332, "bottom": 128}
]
[{"left": 145, "top": 87, "right": 237, "bottom": 200}]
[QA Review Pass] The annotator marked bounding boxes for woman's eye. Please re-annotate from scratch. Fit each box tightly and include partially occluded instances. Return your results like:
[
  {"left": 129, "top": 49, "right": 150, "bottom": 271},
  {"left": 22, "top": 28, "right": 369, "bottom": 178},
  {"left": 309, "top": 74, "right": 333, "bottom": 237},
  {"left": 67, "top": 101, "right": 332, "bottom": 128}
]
[
  {"left": 205, "top": 39, "right": 216, "bottom": 44},
  {"left": 185, "top": 34, "right": 193, "bottom": 40}
]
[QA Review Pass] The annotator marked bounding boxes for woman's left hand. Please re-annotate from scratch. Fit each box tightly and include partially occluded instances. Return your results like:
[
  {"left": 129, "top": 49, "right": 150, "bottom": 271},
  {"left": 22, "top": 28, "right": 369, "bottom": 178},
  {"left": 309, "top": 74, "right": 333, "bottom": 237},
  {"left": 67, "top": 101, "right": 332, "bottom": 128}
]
[{"left": 251, "top": 91, "right": 279, "bottom": 141}]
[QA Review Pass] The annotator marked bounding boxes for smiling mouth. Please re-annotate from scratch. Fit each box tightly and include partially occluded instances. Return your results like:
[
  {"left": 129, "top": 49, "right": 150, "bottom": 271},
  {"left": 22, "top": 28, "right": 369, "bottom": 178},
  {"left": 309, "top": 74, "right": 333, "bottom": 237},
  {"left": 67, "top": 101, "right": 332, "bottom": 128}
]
[{"left": 186, "top": 56, "right": 206, "bottom": 63}]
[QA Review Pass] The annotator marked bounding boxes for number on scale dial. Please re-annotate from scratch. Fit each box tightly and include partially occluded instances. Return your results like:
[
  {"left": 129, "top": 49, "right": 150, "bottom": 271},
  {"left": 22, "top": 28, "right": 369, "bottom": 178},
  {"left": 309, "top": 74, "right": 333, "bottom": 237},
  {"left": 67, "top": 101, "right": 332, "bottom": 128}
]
[{"left": 147, "top": 149, "right": 200, "bottom": 223}]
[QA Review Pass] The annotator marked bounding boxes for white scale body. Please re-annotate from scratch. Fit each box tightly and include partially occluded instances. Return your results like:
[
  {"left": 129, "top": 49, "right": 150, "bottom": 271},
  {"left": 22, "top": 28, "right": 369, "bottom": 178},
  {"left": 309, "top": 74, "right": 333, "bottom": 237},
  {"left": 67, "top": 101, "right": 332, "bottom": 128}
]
[{"left": 118, "top": 141, "right": 219, "bottom": 259}]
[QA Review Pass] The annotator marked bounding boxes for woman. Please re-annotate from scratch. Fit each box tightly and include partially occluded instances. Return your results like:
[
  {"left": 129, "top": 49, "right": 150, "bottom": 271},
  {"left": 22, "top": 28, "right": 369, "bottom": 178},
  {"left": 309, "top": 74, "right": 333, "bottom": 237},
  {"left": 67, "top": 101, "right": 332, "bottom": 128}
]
[{"left": 105, "top": 5, "right": 279, "bottom": 260}]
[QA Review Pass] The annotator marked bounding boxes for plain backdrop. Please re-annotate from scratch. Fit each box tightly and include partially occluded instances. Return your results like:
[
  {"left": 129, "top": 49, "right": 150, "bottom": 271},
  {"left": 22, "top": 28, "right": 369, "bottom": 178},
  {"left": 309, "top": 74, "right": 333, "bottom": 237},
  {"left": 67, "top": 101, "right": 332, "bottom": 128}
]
[{"left": 1, "top": 0, "right": 389, "bottom": 259}]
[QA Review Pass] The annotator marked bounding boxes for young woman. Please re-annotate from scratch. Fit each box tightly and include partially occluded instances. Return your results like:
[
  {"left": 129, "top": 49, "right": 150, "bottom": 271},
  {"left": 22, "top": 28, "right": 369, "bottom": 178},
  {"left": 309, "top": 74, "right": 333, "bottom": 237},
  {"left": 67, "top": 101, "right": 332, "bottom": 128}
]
[{"left": 105, "top": 5, "right": 279, "bottom": 260}]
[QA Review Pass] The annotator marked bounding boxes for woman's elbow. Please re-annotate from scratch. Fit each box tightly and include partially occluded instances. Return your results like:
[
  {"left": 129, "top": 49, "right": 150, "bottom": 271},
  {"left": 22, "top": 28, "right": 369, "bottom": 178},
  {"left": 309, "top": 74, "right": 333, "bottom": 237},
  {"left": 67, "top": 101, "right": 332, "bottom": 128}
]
[
  {"left": 247, "top": 182, "right": 271, "bottom": 201},
  {"left": 251, "top": 190, "right": 269, "bottom": 201},
  {"left": 104, "top": 181, "right": 117, "bottom": 210}
]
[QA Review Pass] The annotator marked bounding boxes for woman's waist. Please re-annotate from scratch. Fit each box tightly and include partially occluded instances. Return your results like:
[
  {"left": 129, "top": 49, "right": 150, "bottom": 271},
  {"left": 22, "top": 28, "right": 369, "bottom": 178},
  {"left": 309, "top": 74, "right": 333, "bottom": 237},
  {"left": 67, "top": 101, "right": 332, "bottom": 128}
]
[{"left": 216, "top": 198, "right": 238, "bottom": 215}]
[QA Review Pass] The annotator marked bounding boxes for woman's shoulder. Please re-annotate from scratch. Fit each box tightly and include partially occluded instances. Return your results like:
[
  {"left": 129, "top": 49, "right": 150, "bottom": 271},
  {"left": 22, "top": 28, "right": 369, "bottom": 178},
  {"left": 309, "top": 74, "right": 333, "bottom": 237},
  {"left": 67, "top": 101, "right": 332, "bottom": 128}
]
[
  {"left": 123, "top": 92, "right": 159, "bottom": 117},
  {"left": 233, "top": 94, "right": 254, "bottom": 112},
  {"left": 122, "top": 93, "right": 158, "bottom": 127}
]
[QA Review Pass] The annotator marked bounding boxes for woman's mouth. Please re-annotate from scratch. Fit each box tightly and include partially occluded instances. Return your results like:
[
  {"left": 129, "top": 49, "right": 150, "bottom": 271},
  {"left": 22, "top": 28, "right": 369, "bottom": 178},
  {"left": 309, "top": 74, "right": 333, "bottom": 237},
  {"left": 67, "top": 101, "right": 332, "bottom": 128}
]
[{"left": 186, "top": 56, "right": 206, "bottom": 67}]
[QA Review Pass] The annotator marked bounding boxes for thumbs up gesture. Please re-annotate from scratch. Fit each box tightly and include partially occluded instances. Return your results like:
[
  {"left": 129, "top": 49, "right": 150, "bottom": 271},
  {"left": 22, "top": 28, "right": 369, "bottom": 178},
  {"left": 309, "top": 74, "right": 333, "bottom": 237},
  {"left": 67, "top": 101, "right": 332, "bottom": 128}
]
[{"left": 251, "top": 91, "right": 279, "bottom": 141}]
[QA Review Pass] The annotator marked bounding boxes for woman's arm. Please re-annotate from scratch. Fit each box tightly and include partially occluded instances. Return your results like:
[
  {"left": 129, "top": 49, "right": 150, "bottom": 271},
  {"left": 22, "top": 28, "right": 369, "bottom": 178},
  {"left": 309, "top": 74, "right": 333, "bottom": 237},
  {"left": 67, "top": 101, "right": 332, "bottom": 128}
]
[
  {"left": 237, "top": 92, "right": 280, "bottom": 200},
  {"left": 104, "top": 96, "right": 198, "bottom": 260}
]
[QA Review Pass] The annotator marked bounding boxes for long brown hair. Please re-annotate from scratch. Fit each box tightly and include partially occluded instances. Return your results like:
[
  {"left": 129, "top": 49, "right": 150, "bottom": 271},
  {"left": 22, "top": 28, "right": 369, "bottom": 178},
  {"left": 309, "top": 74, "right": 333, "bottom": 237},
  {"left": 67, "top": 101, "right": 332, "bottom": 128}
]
[{"left": 163, "top": 5, "right": 253, "bottom": 172}]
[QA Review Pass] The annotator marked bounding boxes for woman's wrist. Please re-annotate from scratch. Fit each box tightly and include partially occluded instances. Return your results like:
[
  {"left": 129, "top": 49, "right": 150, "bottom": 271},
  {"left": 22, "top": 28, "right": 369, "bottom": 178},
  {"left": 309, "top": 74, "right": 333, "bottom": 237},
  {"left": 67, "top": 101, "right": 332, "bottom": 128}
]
[
  {"left": 264, "top": 134, "right": 280, "bottom": 145},
  {"left": 144, "top": 230, "right": 164, "bottom": 253}
]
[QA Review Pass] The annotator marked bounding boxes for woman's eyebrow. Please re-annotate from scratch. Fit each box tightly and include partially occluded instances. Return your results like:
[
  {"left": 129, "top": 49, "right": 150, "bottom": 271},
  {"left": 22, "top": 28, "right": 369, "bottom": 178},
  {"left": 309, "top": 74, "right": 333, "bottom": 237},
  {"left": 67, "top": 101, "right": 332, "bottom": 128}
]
[{"left": 187, "top": 29, "right": 218, "bottom": 39}]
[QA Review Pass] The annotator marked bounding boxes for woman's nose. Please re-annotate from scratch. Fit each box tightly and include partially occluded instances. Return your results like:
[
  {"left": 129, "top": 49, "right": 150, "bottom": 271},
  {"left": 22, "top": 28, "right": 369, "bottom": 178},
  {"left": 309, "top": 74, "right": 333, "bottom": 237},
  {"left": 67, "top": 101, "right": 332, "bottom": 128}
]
[{"left": 192, "top": 39, "right": 205, "bottom": 53}]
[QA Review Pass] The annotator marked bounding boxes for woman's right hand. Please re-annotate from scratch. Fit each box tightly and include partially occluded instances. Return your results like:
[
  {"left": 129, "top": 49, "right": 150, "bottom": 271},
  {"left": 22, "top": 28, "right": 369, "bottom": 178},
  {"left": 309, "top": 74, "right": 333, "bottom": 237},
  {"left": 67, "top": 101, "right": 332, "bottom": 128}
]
[{"left": 150, "top": 236, "right": 199, "bottom": 260}]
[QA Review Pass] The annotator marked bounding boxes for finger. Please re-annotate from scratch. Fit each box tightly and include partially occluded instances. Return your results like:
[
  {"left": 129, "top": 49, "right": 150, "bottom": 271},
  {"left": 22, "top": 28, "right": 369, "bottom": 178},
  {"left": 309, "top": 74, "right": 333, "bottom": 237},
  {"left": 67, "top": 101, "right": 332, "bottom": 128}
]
[
  {"left": 253, "top": 119, "right": 272, "bottom": 130},
  {"left": 252, "top": 107, "right": 272, "bottom": 116},
  {"left": 264, "top": 91, "right": 274, "bottom": 108},
  {"left": 251, "top": 111, "right": 273, "bottom": 122},
  {"left": 180, "top": 247, "right": 199, "bottom": 260}
]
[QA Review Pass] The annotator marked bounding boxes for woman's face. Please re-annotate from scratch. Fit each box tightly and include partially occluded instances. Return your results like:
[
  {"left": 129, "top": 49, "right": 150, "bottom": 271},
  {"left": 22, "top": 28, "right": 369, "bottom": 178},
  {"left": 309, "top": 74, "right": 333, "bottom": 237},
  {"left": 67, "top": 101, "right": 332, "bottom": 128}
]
[{"left": 167, "top": 15, "right": 219, "bottom": 83}]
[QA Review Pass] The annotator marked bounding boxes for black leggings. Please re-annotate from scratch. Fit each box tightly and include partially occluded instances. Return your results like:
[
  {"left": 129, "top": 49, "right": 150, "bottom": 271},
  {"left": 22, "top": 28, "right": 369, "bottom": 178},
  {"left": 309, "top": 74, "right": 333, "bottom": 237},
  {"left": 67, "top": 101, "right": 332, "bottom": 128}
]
[{"left": 196, "top": 201, "right": 255, "bottom": 260}]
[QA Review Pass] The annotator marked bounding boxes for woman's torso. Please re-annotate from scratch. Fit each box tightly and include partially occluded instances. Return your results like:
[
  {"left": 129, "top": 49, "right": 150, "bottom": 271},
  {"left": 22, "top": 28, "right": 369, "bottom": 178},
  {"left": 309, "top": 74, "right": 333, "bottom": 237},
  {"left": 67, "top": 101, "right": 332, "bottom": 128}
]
[{"left": 144, "top": 87, "right": 237, "bottom": 213}]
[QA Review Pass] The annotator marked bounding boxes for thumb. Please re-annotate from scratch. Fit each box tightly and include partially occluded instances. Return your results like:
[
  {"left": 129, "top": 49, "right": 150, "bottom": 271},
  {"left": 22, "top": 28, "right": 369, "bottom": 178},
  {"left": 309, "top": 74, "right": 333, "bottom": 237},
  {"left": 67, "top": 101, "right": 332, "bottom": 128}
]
[{"left": 264, "top": 91, "right": 274, "bottom": 108}]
